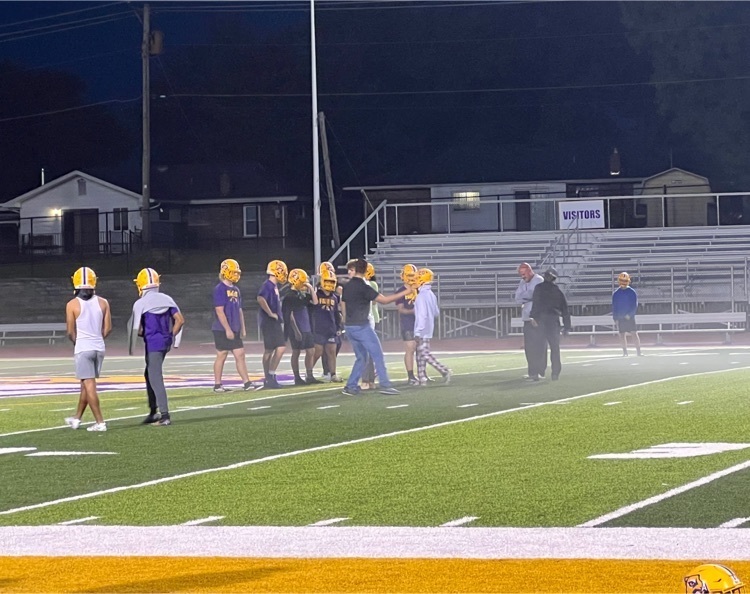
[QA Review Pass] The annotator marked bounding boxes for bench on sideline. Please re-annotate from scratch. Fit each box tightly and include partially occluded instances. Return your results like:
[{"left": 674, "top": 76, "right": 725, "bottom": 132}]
[
  {"left": 510, "top": 312, "right": 747, "bottom": 345},
  {"left": 0, "top": 323, "right": 68, "bottom": 346}
]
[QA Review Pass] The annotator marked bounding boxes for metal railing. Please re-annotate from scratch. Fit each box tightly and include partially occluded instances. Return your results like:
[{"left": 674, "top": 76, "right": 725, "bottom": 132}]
[{"left": 327, "top": 200, "right": 387, "bottom": 268}]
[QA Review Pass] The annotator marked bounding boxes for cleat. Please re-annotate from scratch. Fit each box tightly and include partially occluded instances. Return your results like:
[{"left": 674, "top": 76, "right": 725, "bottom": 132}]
[
  {"left": 142, "top": 413, "right": 160, "bottom": 425},
  {"left": 408, "top": 378, "right": 420, "bottom": 386},
  {"left": 86, "top": 422, "right": 107, "bottom": 432},
  {"left": 264, "top": 378, "right": 283, "bottom": 389},
  {"left": 306, "top": 377, "right": 323, "bottom": 384},
  {"left": 341, "top": 386, "right": 360, "bottom": 396},
  {"left": 213, "top": 385, "right": 230, "bottom": 393},
  {"left": 322, "top": 373, "right": 332, "bottom": 382},
  {"left": 243, "top": 381, "right": 256, "bottom": 391},
  {"left": 379, "top": 387, "right": 400, "bottom": 395},
  {"left": 525, "top": 375, "right": 540, "bottom": 382},
  {"left": 294, "top": 378, "right": 307, "bottom": 386},
  {"left": 65, "top": 417, "right": 81, "bottom": 430},
  {"left": 443, "top": 370, "right": 453, "bottom": 385},
  {"left": 152, "top": 416, "right": 171, "bottom": 426},
  {"left": 425, "top": 376, "right": 436, "bottom": 383}
]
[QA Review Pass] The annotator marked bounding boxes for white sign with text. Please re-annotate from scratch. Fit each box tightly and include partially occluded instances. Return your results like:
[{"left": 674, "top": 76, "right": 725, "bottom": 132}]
[{"left": 558, "top": 199, "right": 605, "bottom": 229}]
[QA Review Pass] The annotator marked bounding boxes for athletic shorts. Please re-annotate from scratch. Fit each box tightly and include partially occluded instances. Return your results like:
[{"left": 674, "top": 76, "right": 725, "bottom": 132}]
[
  {"left": 261, "top": 319, "right": 286, "bottom": 351},
  {"left": 401, "top": 329, "right": 415, "bottom": 342},
  {"left": 74, "top": 350, "right": 104, "bottom": 380},
  {"left": 213, "top": 330, "right": 244, "bottom": 352},
  {"left": 617, "top": 318, "right": 637, "bottom": 334},
  {"left": 290, "top": 331, "right": 315, "bottom": 351},
  {"left": 314, "top": 332, "right": 338, "bottom": 346}
]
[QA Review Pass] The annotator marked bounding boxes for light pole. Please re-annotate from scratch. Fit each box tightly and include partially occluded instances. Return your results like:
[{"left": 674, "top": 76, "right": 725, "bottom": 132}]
[{"left": 311, "top": 0, "right": 321, "bottom": 270}]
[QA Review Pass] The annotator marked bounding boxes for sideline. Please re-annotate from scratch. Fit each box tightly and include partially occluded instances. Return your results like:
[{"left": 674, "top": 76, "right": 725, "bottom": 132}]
[{"left": 2, "top": 366, "right": 746, "bottom": 517}]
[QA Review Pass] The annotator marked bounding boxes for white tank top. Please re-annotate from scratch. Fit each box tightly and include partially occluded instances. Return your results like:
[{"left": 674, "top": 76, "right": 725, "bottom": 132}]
[{"left": 74, "top": 295, "right": 105, "bottom": 354}]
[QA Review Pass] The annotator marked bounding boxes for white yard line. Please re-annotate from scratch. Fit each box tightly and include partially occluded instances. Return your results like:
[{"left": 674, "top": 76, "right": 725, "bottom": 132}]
[
  {"left": 2, "top": 367, "right": 746, "bottom": 518},
  {"left": 180, "top": 516, "right": 225, "bottom": 526},
  {"left": 579, "top": 459, "right": 750, "bottom": 527},
  {"left": 4, "top": 526, "right": 750, "bottom": 559},
  {"left": 720, "top": 517, "right": 750, "bottom": 528},
  {"left": 57, "top": 516, "right": 100, "bottom": 526},
  {"left": 308, "top": 517, "right": 350, "bottom": 527},
  {"left": 317, "top": 405, "right": 340, "bottom": 410},
  {"left": 440, "top": 516, "right": 479, "bottom": 527},
  {"left": 676, "top": 401, "right": 693, "bottom": 405},
  {"left": 457, "top": 403, "right": 478, "bottom": 408},
  {"left": 114, "top": 407, "right": 139, "bottom": 411},
  {"left": 603, "top": 402, "right": 621, "bottom": 406},
  {"left": 386, "top": 404, "right": 409, "bottom": 409},
  {"left": 248, "top": 405, "right": 271, "bottom": 411}
]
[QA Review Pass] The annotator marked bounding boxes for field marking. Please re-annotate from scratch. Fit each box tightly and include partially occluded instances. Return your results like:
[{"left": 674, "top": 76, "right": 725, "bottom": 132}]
[
  {"left": 26, "top": 451, "right": 118, "bottom": 457},
  {"left": 2, "top": 366, "right": 746, "bottom": 518},
  {"left": 457, "top": 403, "right": 478, "bottom": 408},
  {"left": 579, "top": 458, "right": 750, "bottom": 527},
  {"left": 0, "top": 408, "right": 10, "bottom": 412},
  {"left": 720, "top": 517, "right": 750, "bottom": 528},
  {"left": 49, "top": 408, "right": 75, "bottom": 412},
  {"left": 441, "top": 516, "right": 479, "bottom": 527},
  {"left": 317, "top": 405, "right": 340, "bottom": 410},
  {"left": 386, "top": 404, "right": 409, "bottom": 409},
  {"left": 0, "top": 447, "right": 36, "bottom": 455},
  {"left": 308, "top": 517, "right": 350, "bottom": 527},
  {"left": 676, "top": 401, "right": 693, "bottom": 405},
  {"left": 248, "top": 405, "right": 271, "bottom": 411},
  {"left": 114, "top": 407, "right": 139, "bottom": 411},
  {"left": 603, "top": 402, "right": 621, "bottom": 406},
  {"left": 57, "top": 516, "right": 100, "bottom": 526},
  {"left": 5, "top": 525, "right": 750, "bottom": 559},
  {"left": 181, "top": 516, "right": 224, "bottom": 526}
]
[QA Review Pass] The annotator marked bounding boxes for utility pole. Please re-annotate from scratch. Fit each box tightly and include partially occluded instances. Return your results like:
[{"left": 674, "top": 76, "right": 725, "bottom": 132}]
[
  {"left": 318, "top": 112, "right": 340, "bottom": 248},
  {"left": 311, "top": 0, "right": 321, "bottom": 270},
  {"left": 141, "top": 3, "right": 151, "bottom": 244}
]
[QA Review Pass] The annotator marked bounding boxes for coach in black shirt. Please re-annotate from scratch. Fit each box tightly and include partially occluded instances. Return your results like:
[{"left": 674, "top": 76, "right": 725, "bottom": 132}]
[{"left": 530, "top": 267, "right": 571, "bottom": 381}]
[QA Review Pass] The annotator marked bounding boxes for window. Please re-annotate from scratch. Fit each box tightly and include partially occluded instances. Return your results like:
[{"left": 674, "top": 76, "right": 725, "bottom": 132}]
[
  {"left": 244, "top": 205, "right": 259, "bottom": 237},
  {"left": 113, "top": 208, "right": 129, "bottom": 231},
  {"left": 77, "top": 178, "right": 87, "bottom": 196},
  {"left": 452, "top": 191, "right": 480, "bottom": 211}
]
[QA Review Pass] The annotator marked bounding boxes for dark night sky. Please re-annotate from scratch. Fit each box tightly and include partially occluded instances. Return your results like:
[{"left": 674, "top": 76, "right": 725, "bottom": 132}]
[{"left": 0, "top": 1, "right": 749, "bottom": 212}]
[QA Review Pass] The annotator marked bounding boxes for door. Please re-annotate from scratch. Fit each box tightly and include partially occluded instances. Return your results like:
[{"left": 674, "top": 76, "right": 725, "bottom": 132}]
[{"left": 62, "top": 209, "right": 99, "bottom": 253}]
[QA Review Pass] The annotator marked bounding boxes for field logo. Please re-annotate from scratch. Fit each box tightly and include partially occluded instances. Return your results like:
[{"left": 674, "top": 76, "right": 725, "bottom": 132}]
[{"left": 589, "top": 442, "right": 750, "bottom": 459}]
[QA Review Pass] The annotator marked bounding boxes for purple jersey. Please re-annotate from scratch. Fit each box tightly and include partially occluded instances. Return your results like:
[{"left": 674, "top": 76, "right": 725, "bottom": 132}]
[
  {"left": 141, "top": 307, "right": 179, "bottom": 353},
  {"left": 395, "top": 285, "right": 416, "bottom": 333},
  {"left": 212, "top": 282, "right": 243, "bottom": 332},
  {"left": 257, "top": 278, "right": 282, "bottom": 322},
  {"left": 312, "top": 288, "right": 341, "bottom": 336}
]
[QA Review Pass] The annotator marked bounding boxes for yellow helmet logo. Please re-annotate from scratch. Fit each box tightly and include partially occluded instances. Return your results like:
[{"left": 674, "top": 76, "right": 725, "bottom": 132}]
[
  {"left": 401, "top": 263, "right": 418, "bottom": 284},
  {"left": 220, "top": 258, "right": 241, "bottom": 283},
  {"left": 319, "top": 261, "right": 336, "bottom": 277},
  {"left": 266, "top": 260, "right": 288, "bottom": 283},
  {"left": 416, "top": 267, "right": 434, "bottom": 287},
  {"left": 288, "top": 269, "right": 309, "bottom": 291},
  {"left": 685, "top": 564, "right": 745, "bottom": 594},
  {"left": 71, "top": 267, "right": 97, "bottom": 290},
  {"left": 134, "top": 268, "right": 160, "bottom": 296}
]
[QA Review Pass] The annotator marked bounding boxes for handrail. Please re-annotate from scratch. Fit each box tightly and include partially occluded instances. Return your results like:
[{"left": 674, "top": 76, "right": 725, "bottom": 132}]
[{"left": 327, "top": 200, "right": 387, "bottom": 266}]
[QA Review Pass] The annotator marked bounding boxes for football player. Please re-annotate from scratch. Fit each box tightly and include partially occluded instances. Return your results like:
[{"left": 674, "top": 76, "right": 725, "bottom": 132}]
[
  {"left": 212, "top": 259, "right": 254, "bottom": 392},
  {"left": 612, "top": 271, "right": 642, "bottom": 357},
  {"left": 64, "top": 267, "right": 111, "bottom": 432},
  {"left": 312, "top": 262, "right": 343, "bottom": 382},
  {"left": 283, "top": 269, "right": 320, "bottom": 385},
  {"left": 395, "top": 264, "right": 419, "bottom": 385},
  {"left": 128, "top": 268, "right": 184, "bottom": 426},
  {"left": 257, "top": 259, "right": 288, "bottom": 389},
  {"left": 413, "top": 268, "right": 452, "bottom": 385}
]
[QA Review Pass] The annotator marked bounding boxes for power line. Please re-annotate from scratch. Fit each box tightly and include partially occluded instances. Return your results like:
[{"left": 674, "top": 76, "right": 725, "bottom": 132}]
[
  {"left": 0, "top": 10, "right": 133, "bottom": 40},
  {"left": 154, "top": 1, "right": 519, "bottom": 13},
  {"left": 0, "top": 97, "right": 141, "bottom": 124},
  {"left": 0, "top": 13, "right": 135, "bottom": 45},
  {"left": 0, "top": 2, "right": 124, "bottom": 30}
]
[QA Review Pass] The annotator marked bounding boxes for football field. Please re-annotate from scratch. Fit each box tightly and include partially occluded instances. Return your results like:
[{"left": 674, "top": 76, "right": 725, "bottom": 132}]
[{"left": 2, "top": 347, "right": 750, "bottom": 592}]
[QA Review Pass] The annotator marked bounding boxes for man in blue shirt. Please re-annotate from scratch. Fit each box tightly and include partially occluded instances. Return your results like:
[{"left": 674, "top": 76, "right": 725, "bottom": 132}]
[
  {"left": 129, "top": 268, "right": 184, "bottom": 426},
  {"left": 612, "top": 271, "right": 642, "bottom": 357}
]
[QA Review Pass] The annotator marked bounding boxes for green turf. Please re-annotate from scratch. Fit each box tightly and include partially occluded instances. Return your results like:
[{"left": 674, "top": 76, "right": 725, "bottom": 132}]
[{"left": 2, "top": 349, "right": 750, "bottom": 528}]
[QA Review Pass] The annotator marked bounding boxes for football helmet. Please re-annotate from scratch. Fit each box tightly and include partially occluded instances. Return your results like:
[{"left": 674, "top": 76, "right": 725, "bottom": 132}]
[
  {"left": 401, "top": 263, "right": 418, "bottom": 285},
  {"left": 685, "top": 564, "right": 745, "bottom": 594},
  {"left": 288, "top": 268, "right": 309, "bottom": 291},
  {"left": 71, "top": 267, "right": 97, "bottom": 290},
  {"left": 220, "top": 258, "right": 241, "bottom": 283},
  {"left": 416, "top": 268, "right": 434, "bottom": 287},
  {"left": 134, "top": 268, "right": 160, "bottom": 296},
  {"left": 618, "top": 271, "right": 631, "bottom": 288},
  {"left": 267, "top": 260, "right": 288, "bottom": 283},
  {"left": 365, "top": 262, "right": 375, "bottom": 280},
  {"left": 319, "top": 264, "right": 338, "bottom": 292}
]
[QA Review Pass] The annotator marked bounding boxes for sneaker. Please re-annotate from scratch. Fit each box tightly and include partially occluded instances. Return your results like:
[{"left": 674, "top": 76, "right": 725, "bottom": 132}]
[
  {"left": 330, "top": 375, "right": 344, "bottom": 383},
  {"left": 213, "top": 385, "right": 230, "bottom": 393},
  {"left": 322, "top": 373, "right": 332, "bottom": 382},
  {"left": 265, "top": 378, "right": 283, "bottom": 389},
  {"left": 306, "top": 377, "right": 323, "bottom": 385},
  {"left": 524, "top": 375, "right": 540, "bottom": 382},
  {"left": 341, "top": 386, "right": 360, "bottom": 396},
  {"left": 418, "top": 378, "right": 428, "bottom": 387},
  {"left": 64, "top": 416, "right": 81, "bottom": 430},
  {"left": 408, "top": 378, "right": 420, "bottom": 386},
  {"left": 443, "top": 370, "right": 453, "bottom": 385},
  {"left": 294, "top": 377, "right": 307, "bottom": 386},
  {"left": 243, "top": 381, "right": 256, "bottom": 391},
  {"left": 142, "top": 413, "right": 160, "bottom": 425},
  {"left": 152, "top": 416, "right": 171, "bottom": 426},
  {"left": 426, "top": 376, "right": 437, "bottom": 383},
  {"left": 379, "top": 387, "right": 400, "bottom": 395},
  {"left": 86, "top": 422, "right": 107, "bottom": 432}
]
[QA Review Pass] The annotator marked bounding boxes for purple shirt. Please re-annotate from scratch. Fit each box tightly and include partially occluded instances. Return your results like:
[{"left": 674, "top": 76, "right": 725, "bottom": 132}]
[
  {"left": 258, "top": 278, "right": 282, "bottom": 322},
  {"left": 312, "top": 288, "right": 341, "bottom": 336},
  {"left": 141, "top": 308, "right": 179, "bottom": 353},
  {"left": 212, "top": 282, "right": 243, "bottom": 332},
  {"left": 395, "top": 284, "right": 416, "bottom": 333}
]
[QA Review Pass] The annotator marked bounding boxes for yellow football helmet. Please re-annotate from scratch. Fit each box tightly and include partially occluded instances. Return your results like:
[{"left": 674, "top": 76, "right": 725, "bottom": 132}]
[
  {"left": 220, "top": 258, "right": 241, "bottom": 283},
  {"left": 267, "top": 259, "right": 288, "bottom": 283},
  {"left": 685, "top": 564, "right": 745, "bottom": 594},
  {"left": 134, "top": 267, "right": 160, "bottom": 296},
  {"left": 288, "top": 268, "right": 309, "bottom": 291},
  {"left": 71, "top": 267, "right": 97, "bottom": 290},
  {"left": 401, "top": 263, "right": 418, "bottom": 285},
  {"left": 618, "top": 271, "right": 631, "bottom": 288},
  {"left": 365, "top": 262, "right": 375, "bottom": 280},
  {"left": 416, "top": 267, "right": 434, "bottom": 287},
  {"left": 319, "top": 263, "right": 337, "bottom": 292}
]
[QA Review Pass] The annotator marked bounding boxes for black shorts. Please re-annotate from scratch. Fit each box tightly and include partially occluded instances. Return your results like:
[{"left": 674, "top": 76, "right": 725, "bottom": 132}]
[
  {"left": 314, "top": 333, "right": 338, "bottom": 346},
  {"left": 290, "top": 331, "right": 315, "bottom": 351},
  {"left": 213, "top": 330, "right": 244, "bottom": 352},
  {"left": 401, "top": 329, "right": 415, "bottom": 342},
  {"left": 261, "top": 319, "right": 286, "bottom": 351},
  {"left": 617, "top": 318, "right": 637, "bottom": 334}
]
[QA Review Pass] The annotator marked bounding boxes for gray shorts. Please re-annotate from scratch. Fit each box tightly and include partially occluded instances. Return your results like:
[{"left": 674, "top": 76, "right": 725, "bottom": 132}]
[{"left": 74, "top": 351, "right": 104, "bottom": 380}]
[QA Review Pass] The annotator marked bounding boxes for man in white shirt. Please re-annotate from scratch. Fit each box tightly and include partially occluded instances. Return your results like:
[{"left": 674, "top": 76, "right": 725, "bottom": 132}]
[
  {"left": 515, "top": 262, "right": 546, "bottom": 381},
  {"left": 64, "top": 266, "right": 112, "bottom": 432}
]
